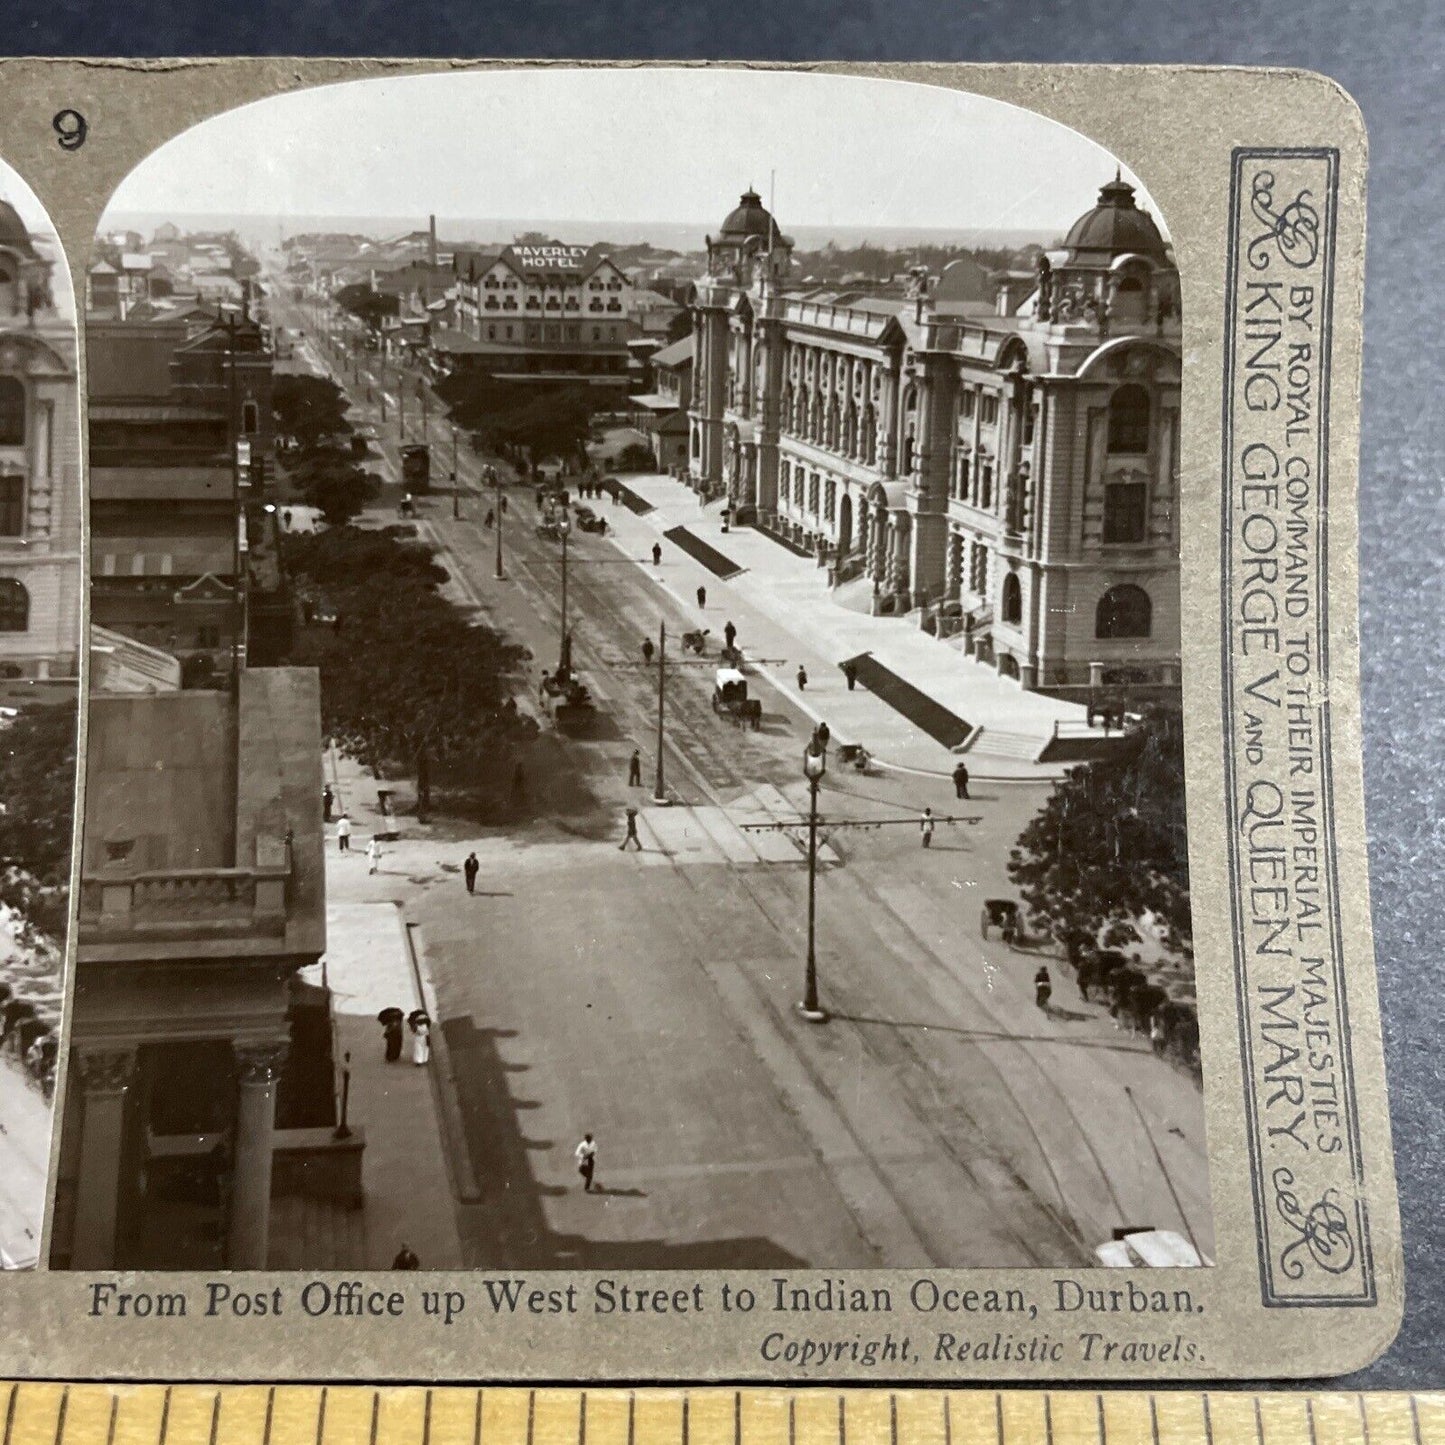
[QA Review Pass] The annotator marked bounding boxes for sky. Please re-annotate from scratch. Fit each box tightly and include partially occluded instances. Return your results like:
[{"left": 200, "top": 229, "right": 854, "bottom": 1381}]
[{"left": 103, "top": 68, "right": 1166, "bottom": 243}]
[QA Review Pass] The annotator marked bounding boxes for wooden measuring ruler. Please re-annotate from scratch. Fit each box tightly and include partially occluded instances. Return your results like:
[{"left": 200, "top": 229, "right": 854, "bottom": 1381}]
[{"left": 0, "top": 1388, "right": 1440, "bottom": 1445}]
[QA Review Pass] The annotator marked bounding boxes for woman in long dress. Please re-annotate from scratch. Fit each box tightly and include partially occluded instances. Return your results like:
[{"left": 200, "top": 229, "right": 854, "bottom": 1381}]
[{"left": 411, "top": 1018, "right": 431, "bottom": 1066}]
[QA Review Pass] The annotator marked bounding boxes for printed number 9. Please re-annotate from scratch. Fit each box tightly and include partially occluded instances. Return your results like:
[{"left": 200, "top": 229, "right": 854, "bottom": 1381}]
[{"left": 53, "top": 109, "right": 87, "bottom": 151}]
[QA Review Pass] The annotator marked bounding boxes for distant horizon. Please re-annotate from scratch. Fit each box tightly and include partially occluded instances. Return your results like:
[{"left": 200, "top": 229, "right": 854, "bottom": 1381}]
[{"left": 101, "top": 212, "right": 1064, "bottom": 257}]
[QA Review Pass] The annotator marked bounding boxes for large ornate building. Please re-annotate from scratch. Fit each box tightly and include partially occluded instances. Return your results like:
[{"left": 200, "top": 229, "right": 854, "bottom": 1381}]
[
  {"left": 689, "top": 180, "right": 1182, "bottom": 692},
  {"left": 0, "top": 199, "right": 81, "bottom": 681}
]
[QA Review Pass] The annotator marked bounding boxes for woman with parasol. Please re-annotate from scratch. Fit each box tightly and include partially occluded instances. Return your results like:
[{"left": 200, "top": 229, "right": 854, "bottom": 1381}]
[
  {"left": 377, "top": 1007, "right": 405, "bottom": 1062},
  {"left": 408, "top": 1009, "right": 431, "bottom": 1067}
]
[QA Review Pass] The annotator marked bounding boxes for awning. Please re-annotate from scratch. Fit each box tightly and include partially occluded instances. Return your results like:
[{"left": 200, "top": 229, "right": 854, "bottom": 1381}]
[{"left": 628, "top": 392, "right": 679, "bottom": 413}]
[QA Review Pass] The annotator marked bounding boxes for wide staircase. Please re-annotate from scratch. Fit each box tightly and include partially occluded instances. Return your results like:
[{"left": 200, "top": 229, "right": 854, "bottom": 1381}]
[
  {"left": 267, "top": 1193, "right": 369, "bottom": 1269},
  {"left": 962, "top": 727, "right": 1040, "bottom": 762}
]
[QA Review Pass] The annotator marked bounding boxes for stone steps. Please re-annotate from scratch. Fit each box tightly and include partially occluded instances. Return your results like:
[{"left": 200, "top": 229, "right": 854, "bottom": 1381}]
[{"left": 267, "top": 1191, "right": 369, "bottom": 1270}]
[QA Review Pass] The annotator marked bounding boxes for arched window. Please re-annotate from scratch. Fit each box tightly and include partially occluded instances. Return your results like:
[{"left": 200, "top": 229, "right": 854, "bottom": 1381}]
[
  {"left": 0, "top": 377, "right": 24, "bottom": 447},
  {"left": 1095, "top": 583, "right": 1152, "bottom": 638},
  {"left": 1108, "top": 383, "right": 1150, "bottom": 453},
  {"left": 1113, "top": 274, "right": 1147, "bottom": 324},
  {"left": 1001, "top": 571, "right": 1022, "bottom": 625},
  {"left": 0, "top": 578, "right": 29, "bottom": 632}
]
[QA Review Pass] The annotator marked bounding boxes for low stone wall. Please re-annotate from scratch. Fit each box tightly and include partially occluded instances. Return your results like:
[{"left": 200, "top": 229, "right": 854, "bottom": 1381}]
[{"left": 271, "top": 1125, "right": 366, "bottom": 1209}]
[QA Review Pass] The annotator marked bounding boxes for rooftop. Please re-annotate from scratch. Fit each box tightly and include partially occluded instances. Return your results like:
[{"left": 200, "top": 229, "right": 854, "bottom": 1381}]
[{"left": 79, "top": 668, "right": 326, "bottom": 962}]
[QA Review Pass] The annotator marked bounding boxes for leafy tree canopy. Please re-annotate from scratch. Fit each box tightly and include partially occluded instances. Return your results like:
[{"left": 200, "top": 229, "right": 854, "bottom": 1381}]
[
  {"left": 0, "top": 700, "right": 78, "bottom": 943},
  {"left": 435, "top": 375, "right": 594, "bottom": 464},
  {"left": 1007, "top": 708, "right": 1192, "bottom": 957},
  {"left": 274, "top": 373, "right": 352, "bottom": 449},
  {"left": 284, "top": 529, "right": 534, "bottom": 814},
  {"left": 334, "top": 283, "right": 400, "bottom": 330}
]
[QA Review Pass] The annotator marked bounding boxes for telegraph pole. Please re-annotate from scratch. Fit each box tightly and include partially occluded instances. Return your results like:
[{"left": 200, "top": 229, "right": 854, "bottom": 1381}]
[
  {"left": 493, "top": 467, "right": 505, "bottom": 580},
  {"left": 451, "top": 424, "right": 460, "bottom": 521},
  {"left": 652, "top": 623, "right": 668, "bottom": 804}
]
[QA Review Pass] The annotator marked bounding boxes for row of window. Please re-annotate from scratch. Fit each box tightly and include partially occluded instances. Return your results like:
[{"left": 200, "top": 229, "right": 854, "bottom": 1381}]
[
  {"left": 480, "top": 323, "right": 622, "bottom": 344},
  {"left": 478, "top": 276, "right": 624, "bottom": 293}
]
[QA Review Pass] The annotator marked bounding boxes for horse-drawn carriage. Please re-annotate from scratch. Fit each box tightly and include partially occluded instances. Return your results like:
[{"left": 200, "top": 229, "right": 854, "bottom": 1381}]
[{"left": 711, "top": 667, "right": 762, "bottom": 731}]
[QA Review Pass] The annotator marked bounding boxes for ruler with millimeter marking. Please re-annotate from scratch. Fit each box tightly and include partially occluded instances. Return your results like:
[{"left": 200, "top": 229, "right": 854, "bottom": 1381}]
[{"left": 0, "top": 1388, "right": 1440, "bottom": 1445}]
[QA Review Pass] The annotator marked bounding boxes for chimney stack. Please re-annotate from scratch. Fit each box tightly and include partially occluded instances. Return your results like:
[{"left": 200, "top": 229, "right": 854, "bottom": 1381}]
[{"left": 428, "top": 214, "right": 438, "bottom": 269}]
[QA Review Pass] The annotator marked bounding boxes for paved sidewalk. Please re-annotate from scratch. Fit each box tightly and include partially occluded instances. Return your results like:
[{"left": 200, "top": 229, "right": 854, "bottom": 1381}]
[
  {"left": 595, "top": 472, "right": 1084, "bottom": 779},
  {"left": 301, "top": 746, "right": 465, "bottom": 1270},
  {"left": 0, "top": 1055, "right": 51, "bottom": 1268}
]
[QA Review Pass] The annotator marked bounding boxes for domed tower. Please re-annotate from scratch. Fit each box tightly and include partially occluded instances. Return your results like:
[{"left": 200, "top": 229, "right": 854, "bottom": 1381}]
[
  {"left": 705, "top": 188, "right": 793, "bottom": 283},
  {"left": 1013, "top": 173, "right": 1182, "bottom": 692},
  {"left": 0, "top": 199, "right": 55, "bottom": 321},
  {"left": 691, "top": 190, "right": 794, "bottom": 505},
  {"left": 1036, "top": 174, "right": 1177, "bottom": 332}
]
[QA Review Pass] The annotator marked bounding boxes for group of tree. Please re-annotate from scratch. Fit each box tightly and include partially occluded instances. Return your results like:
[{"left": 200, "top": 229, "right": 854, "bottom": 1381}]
[
  {"left": 272, "top": 374, "right": 381, "bottom": 526},
  {"left": 334, "top": 282, "right": 400, "bottom": 333},
  {"left": 1007, "top": 707, "right": 1192, "bottom": 963},
  {"left": 434, "top": 373, "right": 594, "bottom": 469},
  {"left": 283, "top": 528, "right": 535, "bottom": 820},
  {"left": 0, "top": 700, "right": 78, "bottom": 945}
]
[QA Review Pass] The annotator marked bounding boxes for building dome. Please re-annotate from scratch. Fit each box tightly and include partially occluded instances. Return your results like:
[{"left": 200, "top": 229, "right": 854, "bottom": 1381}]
[
  {"left": 718, "top": 189, "right": 781, "bottom": 246},
  {"left": 1062, "top": 176, "right": 1168, "bottom": 263},
  {"left": 0, "top": 199, "right": 37, "bottom": 256}
]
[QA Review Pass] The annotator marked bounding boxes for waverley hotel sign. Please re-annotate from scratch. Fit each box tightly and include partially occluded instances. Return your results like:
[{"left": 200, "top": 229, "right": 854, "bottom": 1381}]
[{"left": 508, "top": 243, "right": 592, "bottom": 273}]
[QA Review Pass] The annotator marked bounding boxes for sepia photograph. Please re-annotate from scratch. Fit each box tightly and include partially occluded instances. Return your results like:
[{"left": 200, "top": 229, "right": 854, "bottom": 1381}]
[
  {"left": 52, "top": 68, "right": 1205, "bottom": 1275},
  {"left": 0, "top": 160, "right": 82, "bottom": 1269}
]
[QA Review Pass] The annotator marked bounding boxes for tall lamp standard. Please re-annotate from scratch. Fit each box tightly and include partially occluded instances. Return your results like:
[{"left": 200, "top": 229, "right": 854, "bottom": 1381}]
[
  {"left": 797, "top": 740, "right": 828, "bottom": 1023},
  {"left": 488, "top": 465, "right": 504, "bottom": 580},
  {"left": 556, "top": 512, "right": 572, "bottom": 676},
  {"left": 451, "top": 424, "right": 460, "bottom": 521}
]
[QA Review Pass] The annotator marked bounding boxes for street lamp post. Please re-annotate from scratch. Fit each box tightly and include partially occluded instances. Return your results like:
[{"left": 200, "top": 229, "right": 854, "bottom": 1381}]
[
  {"left": 653, "top": 622, "right": 668, "bottom": 804},
  {"left": 491, "top": 465, "right": 504, "bottom": 580},
  {"left": 798, "top": 741, "right": 828, "bottom": 1023},
  {"left": 451, "top": 424, "right": 460, "bottom": 521},
  {"left": 557, "top": 513, "right": 571, "bottom": 676}
]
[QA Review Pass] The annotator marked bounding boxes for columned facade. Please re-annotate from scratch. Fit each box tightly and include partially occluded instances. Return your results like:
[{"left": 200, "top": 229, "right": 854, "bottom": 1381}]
[{"left": 688, "top": 177, "right": 1182, "bottom": 690}]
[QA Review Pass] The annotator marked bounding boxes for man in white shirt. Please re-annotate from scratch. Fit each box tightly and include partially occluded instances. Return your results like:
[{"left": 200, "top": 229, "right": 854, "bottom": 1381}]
[
  {"left": 574, "top": 1133, "right": 597, "bottom": 1192},
  {"left": 336, "top": 813, "right": 352, "bottom": 852}
]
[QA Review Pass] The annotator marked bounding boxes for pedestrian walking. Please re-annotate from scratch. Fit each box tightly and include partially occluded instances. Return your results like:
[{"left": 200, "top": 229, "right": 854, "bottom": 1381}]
[
  {"left": 952, "top": 761, "right": 971, "bottom": 799},
  {"left": 322, "top": 784, "right": 334, "bottom": 823},
  {"left": 723, "top": 620, "right": 737, "bottom": 650},
  {"left": 796, "top": 664, "right": 808, "bottom": 691},
  {"left": 920, "top": 807, "right": 935, "bottom": 848},
  {"left": 575, "top": 1133, "right": 598, "bottom": 1192},
  {"left": 696, "top": 585, "right": 707, "bottom": 609},
  {"left": 463, "top": 851, "right": 480, "bottom": 894},
  {"left": 619, "top": 806, "right": 642, "bottom": 851},
  {"left": 336, "top": 813, "right": 352, "bottom": 852},
  {"left": 484, "top": 508, "right": 495, "bottom": 529},
  {"left": 627, "top": 748, "right": 642, "bottom": 787},
  {"left": 367, "top": 836, "right": 382, "bottom": 873},
  {"left": 1034, "top": 966, "right": 1053, "bottom": 1011},
  {"left": 1149, "top": 1011, "right": 1168, "bottom": 1057},
  {"left": 843, "top": 659, "right": 858, "bottom": 692},
  {"left": 410, "top": 1014, "right": 431, "bottom": 1066},
  {"left": 641, "top": 637, "right": 655, "bottom": 666},
  {"left": 383, "top": 1014, "right": 404, "bottom": 1062},
  {"left": 500, "top": 494, "right": 508, "bottom": 514},
  {"left": 651, "top": 542, "right": 662, "bottom": 566},
  {"left": 391, "top": 1243, "right": 420, "bottom": 1270}
]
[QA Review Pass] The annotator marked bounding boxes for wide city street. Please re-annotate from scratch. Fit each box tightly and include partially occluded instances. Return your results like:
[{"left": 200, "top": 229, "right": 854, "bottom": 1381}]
[{"left": 277, "top": 285, "right": 1212, "bottom": 1271}]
